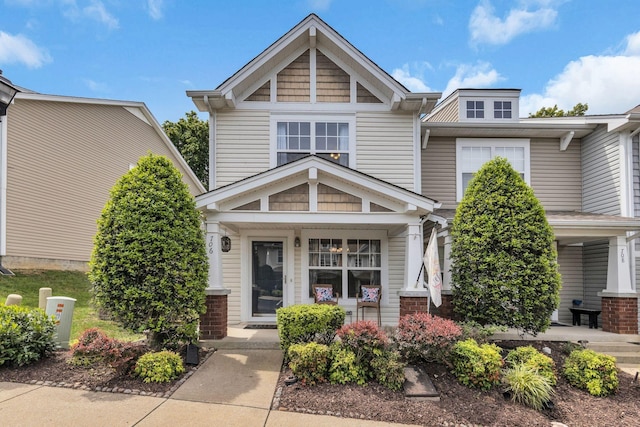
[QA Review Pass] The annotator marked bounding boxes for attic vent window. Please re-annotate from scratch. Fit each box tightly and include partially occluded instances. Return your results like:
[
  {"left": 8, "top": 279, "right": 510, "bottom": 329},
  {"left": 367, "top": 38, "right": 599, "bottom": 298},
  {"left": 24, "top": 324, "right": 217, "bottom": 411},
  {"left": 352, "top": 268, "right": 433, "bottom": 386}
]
[{"left": 466, "top": 101, "right": 484, "bottom": 118}]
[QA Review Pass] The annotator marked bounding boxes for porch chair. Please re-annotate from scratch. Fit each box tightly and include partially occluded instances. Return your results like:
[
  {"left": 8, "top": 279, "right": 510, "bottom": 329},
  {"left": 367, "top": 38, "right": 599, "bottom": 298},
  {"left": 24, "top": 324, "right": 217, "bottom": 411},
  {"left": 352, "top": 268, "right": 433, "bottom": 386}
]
[
  {"left": 312, "top": 284, "right": 340, "bottom": 305},
  {"left": 356, "top": 284, "right": 381, "bottom": 326}
]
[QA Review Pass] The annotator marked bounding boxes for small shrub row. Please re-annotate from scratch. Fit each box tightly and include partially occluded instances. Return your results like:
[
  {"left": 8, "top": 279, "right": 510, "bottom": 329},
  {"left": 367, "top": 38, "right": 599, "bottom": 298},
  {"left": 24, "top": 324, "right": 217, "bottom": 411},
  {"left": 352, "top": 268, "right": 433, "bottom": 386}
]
[
  {"left": 0, "top": 304, "right": 56, "bottom": 367},
  {"left": 287, "top": 321, "right": 405, "bottom": 390}
]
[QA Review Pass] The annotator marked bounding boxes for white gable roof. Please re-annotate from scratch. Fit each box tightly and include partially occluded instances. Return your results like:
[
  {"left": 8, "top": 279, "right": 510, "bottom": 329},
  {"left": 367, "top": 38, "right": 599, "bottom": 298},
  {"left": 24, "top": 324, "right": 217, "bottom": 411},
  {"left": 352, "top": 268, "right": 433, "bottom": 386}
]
[
  {"left": 196, "top": 156, "right": 439, "bottom": 216},
  {"left": 188, "top": 14, "right": 440, "bottom": 113}
]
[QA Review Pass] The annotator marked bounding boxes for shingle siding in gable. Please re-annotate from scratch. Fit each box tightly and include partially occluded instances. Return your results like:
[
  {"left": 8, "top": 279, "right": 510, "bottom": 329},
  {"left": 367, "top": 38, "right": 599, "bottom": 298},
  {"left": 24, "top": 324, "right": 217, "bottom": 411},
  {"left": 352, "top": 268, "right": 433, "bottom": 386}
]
[
  {"left": 215, "top": 110, "right": 270, "bottom": 188},
  {"left": 426, "top": 101, "right": 458, "bottom": 122},
  {"left": 582, "top": 125, "right": 621, "bottom": 215},
  {"left": 356, "top": 112, "right": 415, "bottom": 191}
]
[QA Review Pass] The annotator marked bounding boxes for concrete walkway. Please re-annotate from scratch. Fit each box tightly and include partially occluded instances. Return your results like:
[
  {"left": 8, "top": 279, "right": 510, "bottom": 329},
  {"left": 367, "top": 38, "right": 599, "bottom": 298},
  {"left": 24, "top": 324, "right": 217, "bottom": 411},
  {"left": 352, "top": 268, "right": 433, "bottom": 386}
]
[{"left": 0, "top": 326, "right": 418, "bottom": 427}]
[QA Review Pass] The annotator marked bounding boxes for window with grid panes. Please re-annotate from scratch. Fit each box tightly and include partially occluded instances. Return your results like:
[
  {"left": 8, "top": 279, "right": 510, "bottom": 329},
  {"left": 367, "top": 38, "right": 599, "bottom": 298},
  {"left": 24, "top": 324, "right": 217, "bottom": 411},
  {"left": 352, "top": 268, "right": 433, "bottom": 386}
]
[
  {"left": 308, "top": 238, "right": 381, "bottom": 299},
  {"left": 277, "top": 121, "right": 349, "bottom": 166}
]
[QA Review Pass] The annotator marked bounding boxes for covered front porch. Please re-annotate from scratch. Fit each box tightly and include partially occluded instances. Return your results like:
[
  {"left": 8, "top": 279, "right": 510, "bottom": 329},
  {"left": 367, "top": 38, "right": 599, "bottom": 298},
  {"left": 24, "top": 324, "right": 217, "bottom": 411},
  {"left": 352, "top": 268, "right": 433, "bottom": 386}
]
[{"left": 195, "top": 156, "right": 440, "bottom": 338}]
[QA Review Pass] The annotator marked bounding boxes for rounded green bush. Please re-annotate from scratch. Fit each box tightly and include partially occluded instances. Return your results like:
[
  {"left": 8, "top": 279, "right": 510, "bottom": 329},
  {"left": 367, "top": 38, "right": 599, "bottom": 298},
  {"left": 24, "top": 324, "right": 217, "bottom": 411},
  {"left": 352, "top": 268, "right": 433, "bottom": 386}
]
[
  {"left": 0, "top": 305, "right": 56, "bottom": 367},
  {"left": 451, "top": 339, "right": 503, "bottom": 390},
  {"left": 563, "top": 349, "right": 618, "bottom": 396},
  {"left": 287, "top": 342, "right": 330, "bottom": 385},
  {"left": 134, "top": 350, "right": 185, "bottom": 383}
]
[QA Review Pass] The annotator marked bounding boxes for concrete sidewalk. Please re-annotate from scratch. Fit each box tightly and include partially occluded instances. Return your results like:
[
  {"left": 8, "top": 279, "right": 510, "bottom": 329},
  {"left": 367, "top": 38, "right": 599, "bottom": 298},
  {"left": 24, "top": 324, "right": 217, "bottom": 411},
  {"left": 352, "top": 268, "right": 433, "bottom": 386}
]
[{"left": 0, "top": 330, "right": 419, "bottom": 427}]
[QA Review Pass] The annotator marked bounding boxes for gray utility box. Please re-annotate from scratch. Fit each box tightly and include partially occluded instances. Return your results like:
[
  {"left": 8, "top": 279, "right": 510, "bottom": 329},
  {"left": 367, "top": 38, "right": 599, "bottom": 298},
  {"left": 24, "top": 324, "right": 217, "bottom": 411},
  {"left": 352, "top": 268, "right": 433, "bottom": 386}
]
[{"left": 45, "top": 296, "right": 77, "bottom": 349}]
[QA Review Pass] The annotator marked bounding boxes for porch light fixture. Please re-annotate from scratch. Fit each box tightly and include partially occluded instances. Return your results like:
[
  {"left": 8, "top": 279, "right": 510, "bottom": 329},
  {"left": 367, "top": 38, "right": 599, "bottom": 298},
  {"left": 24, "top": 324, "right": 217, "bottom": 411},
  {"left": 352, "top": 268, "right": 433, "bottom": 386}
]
[
  {"left": 221, "top": 235, "right": 231, "bottom": 252},
  {"left": 294, "top": 237, "right": 301, "bottom": 247},
  {"left": 0, "top": 71, "right": 19, "bottom": 116}
]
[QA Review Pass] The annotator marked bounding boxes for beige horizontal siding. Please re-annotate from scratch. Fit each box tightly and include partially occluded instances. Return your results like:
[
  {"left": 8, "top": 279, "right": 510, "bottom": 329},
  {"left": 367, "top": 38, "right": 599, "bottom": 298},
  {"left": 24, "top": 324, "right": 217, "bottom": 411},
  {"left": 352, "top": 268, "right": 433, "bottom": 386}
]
[
  {"left": 6, "top": 99, "right": 201, "bottom": 263},
  {"left": 582, "top": 125, "right": 620, "bottom": 215},
  {"left": 530, "top": 138, "right": 582, "bottom": 210},
  {"left": 215, "top": 110, "right": 270, "bottom": 187},
  {"left": 356, "top": 112, "right": 415, "bottom": 191},
  {"left": 421, "top": 137, "right": 457, "bottom": 209},
  {"left": 222, "top": 243, "right": 242, "bottom": 325},
  {"left": 557, "top": 245, "right": 584, "bottom": 325}
]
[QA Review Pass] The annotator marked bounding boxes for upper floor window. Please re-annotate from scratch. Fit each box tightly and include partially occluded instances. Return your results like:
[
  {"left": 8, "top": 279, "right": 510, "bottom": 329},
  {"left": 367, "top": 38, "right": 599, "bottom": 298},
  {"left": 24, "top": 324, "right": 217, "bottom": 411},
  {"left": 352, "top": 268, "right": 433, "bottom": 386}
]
[
  {"left": 273, "top": 116, "right": 353, "bottom": 167},
  {"left": 494, "top": 101, "right": 512, "bottom": 119},
  {"left": 466, "top": 101, "right": 484, "bottom": 118},
  {"left": 456, "top": 138, "right": 530, "bottom": 201}
]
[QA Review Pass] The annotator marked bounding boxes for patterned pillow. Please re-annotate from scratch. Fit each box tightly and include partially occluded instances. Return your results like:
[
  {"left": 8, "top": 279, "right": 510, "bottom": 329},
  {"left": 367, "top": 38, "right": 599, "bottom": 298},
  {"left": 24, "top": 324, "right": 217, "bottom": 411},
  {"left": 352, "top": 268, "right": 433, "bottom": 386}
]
[
  {"left": 315, "top": 287, "right": 334, "bottom": 302},
  {"left": 361, "top": 287, "right": 379, "bottom": 302}
]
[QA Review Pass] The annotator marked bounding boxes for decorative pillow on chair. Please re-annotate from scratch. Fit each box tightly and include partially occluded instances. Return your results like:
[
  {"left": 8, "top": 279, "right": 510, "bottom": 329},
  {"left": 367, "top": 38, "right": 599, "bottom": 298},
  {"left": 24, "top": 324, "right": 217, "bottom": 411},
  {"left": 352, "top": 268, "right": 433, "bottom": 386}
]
[
  {"left": 361, "top": 287, "right": 379, "bottom": 303},
  {"left": 315, "top": 287, "right": 334, "bottom": 302}
]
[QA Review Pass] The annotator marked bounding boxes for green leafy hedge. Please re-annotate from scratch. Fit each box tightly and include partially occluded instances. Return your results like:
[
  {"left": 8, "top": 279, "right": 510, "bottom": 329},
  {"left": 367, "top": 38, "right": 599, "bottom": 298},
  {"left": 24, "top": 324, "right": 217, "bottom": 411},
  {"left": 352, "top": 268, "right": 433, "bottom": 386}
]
[
  {"left": 276, "top": 304, "right": 345, "bottom": 355},
  {"left": 451, "top": 338, "right": 503, "bottom": 390},
  {"left": 0, "top": 304, "right": 56, "bottom": 367},
  {"left": 134, "top": 350, "right": 185, "bottom": 383},
  {"left": 563, "top": 349, "right": 618, "bottom": 396},
  {"left": 288, "top": 342, "right": 330, "bottom": 385}
]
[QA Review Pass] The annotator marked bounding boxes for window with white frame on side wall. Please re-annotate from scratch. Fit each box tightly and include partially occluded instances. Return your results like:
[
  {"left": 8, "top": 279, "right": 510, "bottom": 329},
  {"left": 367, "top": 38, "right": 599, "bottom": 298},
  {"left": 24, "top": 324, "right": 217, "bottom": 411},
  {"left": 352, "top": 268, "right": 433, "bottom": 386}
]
[
  {"left": 302, "top": 230, "right": 387, "bottom": 303},
  {"left": 456, "top": 138, "right": 530, "bottom": 201},
  {"left": 270, "top": 115, "right": 355, "bottom": 168}
]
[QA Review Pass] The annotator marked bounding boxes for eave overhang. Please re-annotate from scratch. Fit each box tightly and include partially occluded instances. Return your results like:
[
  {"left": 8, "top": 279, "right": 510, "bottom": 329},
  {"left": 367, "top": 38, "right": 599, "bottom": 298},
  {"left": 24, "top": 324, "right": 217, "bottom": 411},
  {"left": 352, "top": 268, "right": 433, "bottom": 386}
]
[{"left": 422, "top": 122, "right": 597, "bottom": 139}]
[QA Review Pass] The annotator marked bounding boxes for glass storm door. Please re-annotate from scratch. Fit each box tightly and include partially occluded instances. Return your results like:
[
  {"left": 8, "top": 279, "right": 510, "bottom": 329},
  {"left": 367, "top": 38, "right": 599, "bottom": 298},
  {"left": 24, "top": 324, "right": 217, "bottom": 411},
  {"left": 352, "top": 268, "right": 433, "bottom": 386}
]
[{"left": 251, "top": 240, "right": 284, "bottom": 318}]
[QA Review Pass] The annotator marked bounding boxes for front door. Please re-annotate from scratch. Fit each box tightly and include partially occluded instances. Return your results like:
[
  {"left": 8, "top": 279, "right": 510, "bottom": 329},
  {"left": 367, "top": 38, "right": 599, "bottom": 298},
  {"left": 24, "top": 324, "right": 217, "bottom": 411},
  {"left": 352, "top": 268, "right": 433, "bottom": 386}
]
[{"left": 251, "top": 240, "right": 284, "bottom": 319}]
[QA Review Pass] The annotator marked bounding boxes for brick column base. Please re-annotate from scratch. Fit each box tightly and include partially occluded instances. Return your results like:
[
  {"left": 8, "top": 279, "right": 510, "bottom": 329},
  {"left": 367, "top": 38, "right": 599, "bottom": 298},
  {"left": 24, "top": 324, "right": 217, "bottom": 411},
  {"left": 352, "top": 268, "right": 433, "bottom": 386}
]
[
  {"left": 399, "top": 295, "right": 430, "bottom": 318},
  {"left": 601, "top": 296, "right": 638, "bottom": 334},
  {"left": 200, "top": 293, "right": 228, "bottom": 340},
  {"left": 431, "top": 293, "right": 455, "bottom": 320}
]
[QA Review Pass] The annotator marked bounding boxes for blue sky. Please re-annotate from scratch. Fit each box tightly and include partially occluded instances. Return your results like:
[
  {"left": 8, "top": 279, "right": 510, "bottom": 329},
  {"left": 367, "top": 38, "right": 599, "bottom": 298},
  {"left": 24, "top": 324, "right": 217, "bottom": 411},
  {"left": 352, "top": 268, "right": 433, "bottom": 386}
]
[{"left": 2, "top": 0, "right": 640, "bottom": 123}]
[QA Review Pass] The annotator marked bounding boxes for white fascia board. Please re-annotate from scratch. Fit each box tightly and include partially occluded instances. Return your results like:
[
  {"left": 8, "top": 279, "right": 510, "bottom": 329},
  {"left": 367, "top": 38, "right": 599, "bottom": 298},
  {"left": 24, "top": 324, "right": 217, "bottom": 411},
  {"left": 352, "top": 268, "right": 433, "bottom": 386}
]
[
  {"left": 15, "top": 92, "right": 145, "bottom": 108},
  {"left": 212, "top": 211, "right": 420, "bottom": 225}
]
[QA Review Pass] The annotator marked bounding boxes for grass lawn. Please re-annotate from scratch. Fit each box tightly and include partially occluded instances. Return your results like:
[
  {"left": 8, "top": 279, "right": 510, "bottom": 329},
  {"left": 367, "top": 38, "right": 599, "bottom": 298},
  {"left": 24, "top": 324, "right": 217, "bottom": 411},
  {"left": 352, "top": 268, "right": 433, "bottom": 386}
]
[{"left": 0, "top": 270, "right": 143, "bottom": 343}]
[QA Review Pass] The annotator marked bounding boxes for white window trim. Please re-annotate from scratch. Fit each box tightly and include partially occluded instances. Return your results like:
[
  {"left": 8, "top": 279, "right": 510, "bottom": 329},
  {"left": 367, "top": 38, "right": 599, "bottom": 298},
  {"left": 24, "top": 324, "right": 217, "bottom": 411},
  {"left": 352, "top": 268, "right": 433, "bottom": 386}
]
[
  {"left": 301, "top": 229, "right": 388, "bottom": 305},
  {"left": 270, "top": 114, "right": 356, "bottom": 168},
  {"left": 459, "top": 98, "right": 520, "bottom": 122},
  {"left": 456, "top": 138, "right": 531, "bottom": 201}
]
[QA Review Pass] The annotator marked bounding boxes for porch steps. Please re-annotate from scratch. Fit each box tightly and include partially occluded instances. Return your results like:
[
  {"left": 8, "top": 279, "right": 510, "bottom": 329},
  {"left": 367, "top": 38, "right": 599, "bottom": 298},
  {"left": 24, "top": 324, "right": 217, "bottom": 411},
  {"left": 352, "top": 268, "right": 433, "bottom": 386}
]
[{"left": 585, "top": 341, "right": 640, "bottom": 370}]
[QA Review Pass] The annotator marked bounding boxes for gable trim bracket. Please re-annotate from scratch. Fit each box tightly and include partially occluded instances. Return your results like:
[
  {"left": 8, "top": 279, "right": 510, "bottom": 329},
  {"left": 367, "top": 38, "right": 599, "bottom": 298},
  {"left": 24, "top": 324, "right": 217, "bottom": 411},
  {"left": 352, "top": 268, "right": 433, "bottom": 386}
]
[
  {"left": 422, "top": 129, "right": 430, "bottom": 149},
  {"left": 560, "top": 130, "right": 575, "bottom": 151}
]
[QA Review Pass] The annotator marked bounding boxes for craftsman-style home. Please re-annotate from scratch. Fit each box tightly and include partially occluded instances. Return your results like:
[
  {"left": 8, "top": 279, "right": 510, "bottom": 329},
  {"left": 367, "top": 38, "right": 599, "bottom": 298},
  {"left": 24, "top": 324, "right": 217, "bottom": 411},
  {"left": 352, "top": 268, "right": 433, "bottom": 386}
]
[{"left": 190, "top": 14, "right": 640, "bottom": 338}]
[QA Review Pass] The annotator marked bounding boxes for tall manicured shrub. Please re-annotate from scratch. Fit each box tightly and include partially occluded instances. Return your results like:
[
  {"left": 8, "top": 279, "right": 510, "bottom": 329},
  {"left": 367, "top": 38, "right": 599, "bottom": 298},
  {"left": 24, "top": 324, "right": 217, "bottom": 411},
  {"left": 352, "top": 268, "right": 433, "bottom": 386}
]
[
  {"left": 89, "top": 154, "right": 208, "bottom": 349},
  {"left": 450, "top": 157, "right": 561, "bottom": 335},
  {"left": 0, "top": 305, "right": 56, "bottom": 366}
]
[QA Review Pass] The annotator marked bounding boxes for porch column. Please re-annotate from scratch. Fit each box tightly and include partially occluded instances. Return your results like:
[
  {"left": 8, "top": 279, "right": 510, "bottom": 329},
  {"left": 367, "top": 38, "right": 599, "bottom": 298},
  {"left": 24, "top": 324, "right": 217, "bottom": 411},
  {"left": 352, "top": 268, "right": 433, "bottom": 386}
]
[
  {"left": 399, "top": 222, "right": 430, "bottom": 319},
  {"left": 599, "top": 235, "right": 638, "bottom": 334},
  {"left": 200, "top": 220, "right": 231, "bottom": 340}
]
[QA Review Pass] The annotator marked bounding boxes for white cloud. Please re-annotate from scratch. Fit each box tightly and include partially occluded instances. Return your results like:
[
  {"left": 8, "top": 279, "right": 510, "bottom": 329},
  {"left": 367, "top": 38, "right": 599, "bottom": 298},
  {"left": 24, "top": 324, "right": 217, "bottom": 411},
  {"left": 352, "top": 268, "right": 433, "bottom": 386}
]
[
  {"left": 307, "top": 0, "right": 332, "bottom": 11},
  {"left": 469, "top": 0, "right": 557, "bottom": 46},
  {"left": 520, "top": 32, "right": 640, "bottom": 116},
  {"left": 83, "top": 78, "right": 108, "bottom": 92},
  {"left": 147, "top": 0, "right": 164, "bottom": 20},
  {"left": 0, "top": 31, "right": 52, "bottom": 68},
  {"left": 63, "top": 0, "right": 119, "bottom": 30},
  {"left": 391, "top": 63, "right": 434, "bottom": 92},
  {"left": 442, "top": 61, "right": 503, "bottom": 98}
]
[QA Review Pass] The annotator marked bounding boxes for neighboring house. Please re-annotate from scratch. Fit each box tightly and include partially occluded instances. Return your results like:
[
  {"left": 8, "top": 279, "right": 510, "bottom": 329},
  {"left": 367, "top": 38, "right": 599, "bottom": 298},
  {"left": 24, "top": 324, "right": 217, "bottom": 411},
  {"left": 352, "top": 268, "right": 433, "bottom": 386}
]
[
  {"left": 189, "top": 14, "right": 640, "bottom": 338},
  {"left": 0, "top": 91, "right": 205, "bottom": 271},
  {"left": 423, "top": 89, "right": 640, "bottom": 334}
]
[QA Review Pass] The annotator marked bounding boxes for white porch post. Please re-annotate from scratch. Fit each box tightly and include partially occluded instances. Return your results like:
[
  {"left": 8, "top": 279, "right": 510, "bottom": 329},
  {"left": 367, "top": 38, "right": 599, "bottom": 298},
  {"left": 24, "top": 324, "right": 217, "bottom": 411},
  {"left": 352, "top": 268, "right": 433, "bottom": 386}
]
[
  {"left": 442, "top": 234, "right": 452, "bottom": 291},
  {"left": 605, "top": 236, "right": 634, "bottom": 294},
  {"left": 403, "top": 222, "right": 424, "bottom": 290},
  {"left": 205, "top": 219, "right": 225, "bottom": 290}
]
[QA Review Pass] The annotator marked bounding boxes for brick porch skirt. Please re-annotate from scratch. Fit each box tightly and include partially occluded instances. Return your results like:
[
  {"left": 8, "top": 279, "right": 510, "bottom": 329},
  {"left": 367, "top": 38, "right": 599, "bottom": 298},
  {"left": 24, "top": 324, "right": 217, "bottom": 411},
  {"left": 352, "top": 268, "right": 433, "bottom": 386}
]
[
  {"left": 601, "top": 296, "right": 638, "bottom": 334},
  {"left": 200, "top": 294, "right": 228, "bottom": 340},
  {"left": 399, "top": 291, "right": 456, "bottom": 320}
]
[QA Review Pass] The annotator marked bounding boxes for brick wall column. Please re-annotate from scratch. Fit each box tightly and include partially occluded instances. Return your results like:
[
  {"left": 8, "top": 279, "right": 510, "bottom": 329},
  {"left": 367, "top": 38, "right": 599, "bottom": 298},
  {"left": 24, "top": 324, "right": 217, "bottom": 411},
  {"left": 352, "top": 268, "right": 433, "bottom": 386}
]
[
  {"left": 200, "top": 289, "right": 231, "bottom": 340},
  {"left": 430, "top": 292, "right": 455, "bottom": 320},
  {"left": 399, "top": 290, "right": 430, "bottom": 319},
  {"left": 600, "top": 295, "right": 638, "bottom": 334}
]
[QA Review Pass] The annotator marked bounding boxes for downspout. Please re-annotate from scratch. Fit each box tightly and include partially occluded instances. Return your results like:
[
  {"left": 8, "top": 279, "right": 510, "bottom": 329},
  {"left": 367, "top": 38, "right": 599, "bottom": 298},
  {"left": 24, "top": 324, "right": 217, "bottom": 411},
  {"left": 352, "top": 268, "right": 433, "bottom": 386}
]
[{"left": 204, "top": 95, "right": 216, "bottom": 191}]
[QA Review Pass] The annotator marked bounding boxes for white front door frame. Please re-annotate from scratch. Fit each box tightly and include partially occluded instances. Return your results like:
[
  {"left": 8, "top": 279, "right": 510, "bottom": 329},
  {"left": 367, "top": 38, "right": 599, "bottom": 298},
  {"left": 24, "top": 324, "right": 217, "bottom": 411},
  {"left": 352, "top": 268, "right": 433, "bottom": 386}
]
[{"left": 241, "top": 229, "right": 295, "bottom": 323}]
